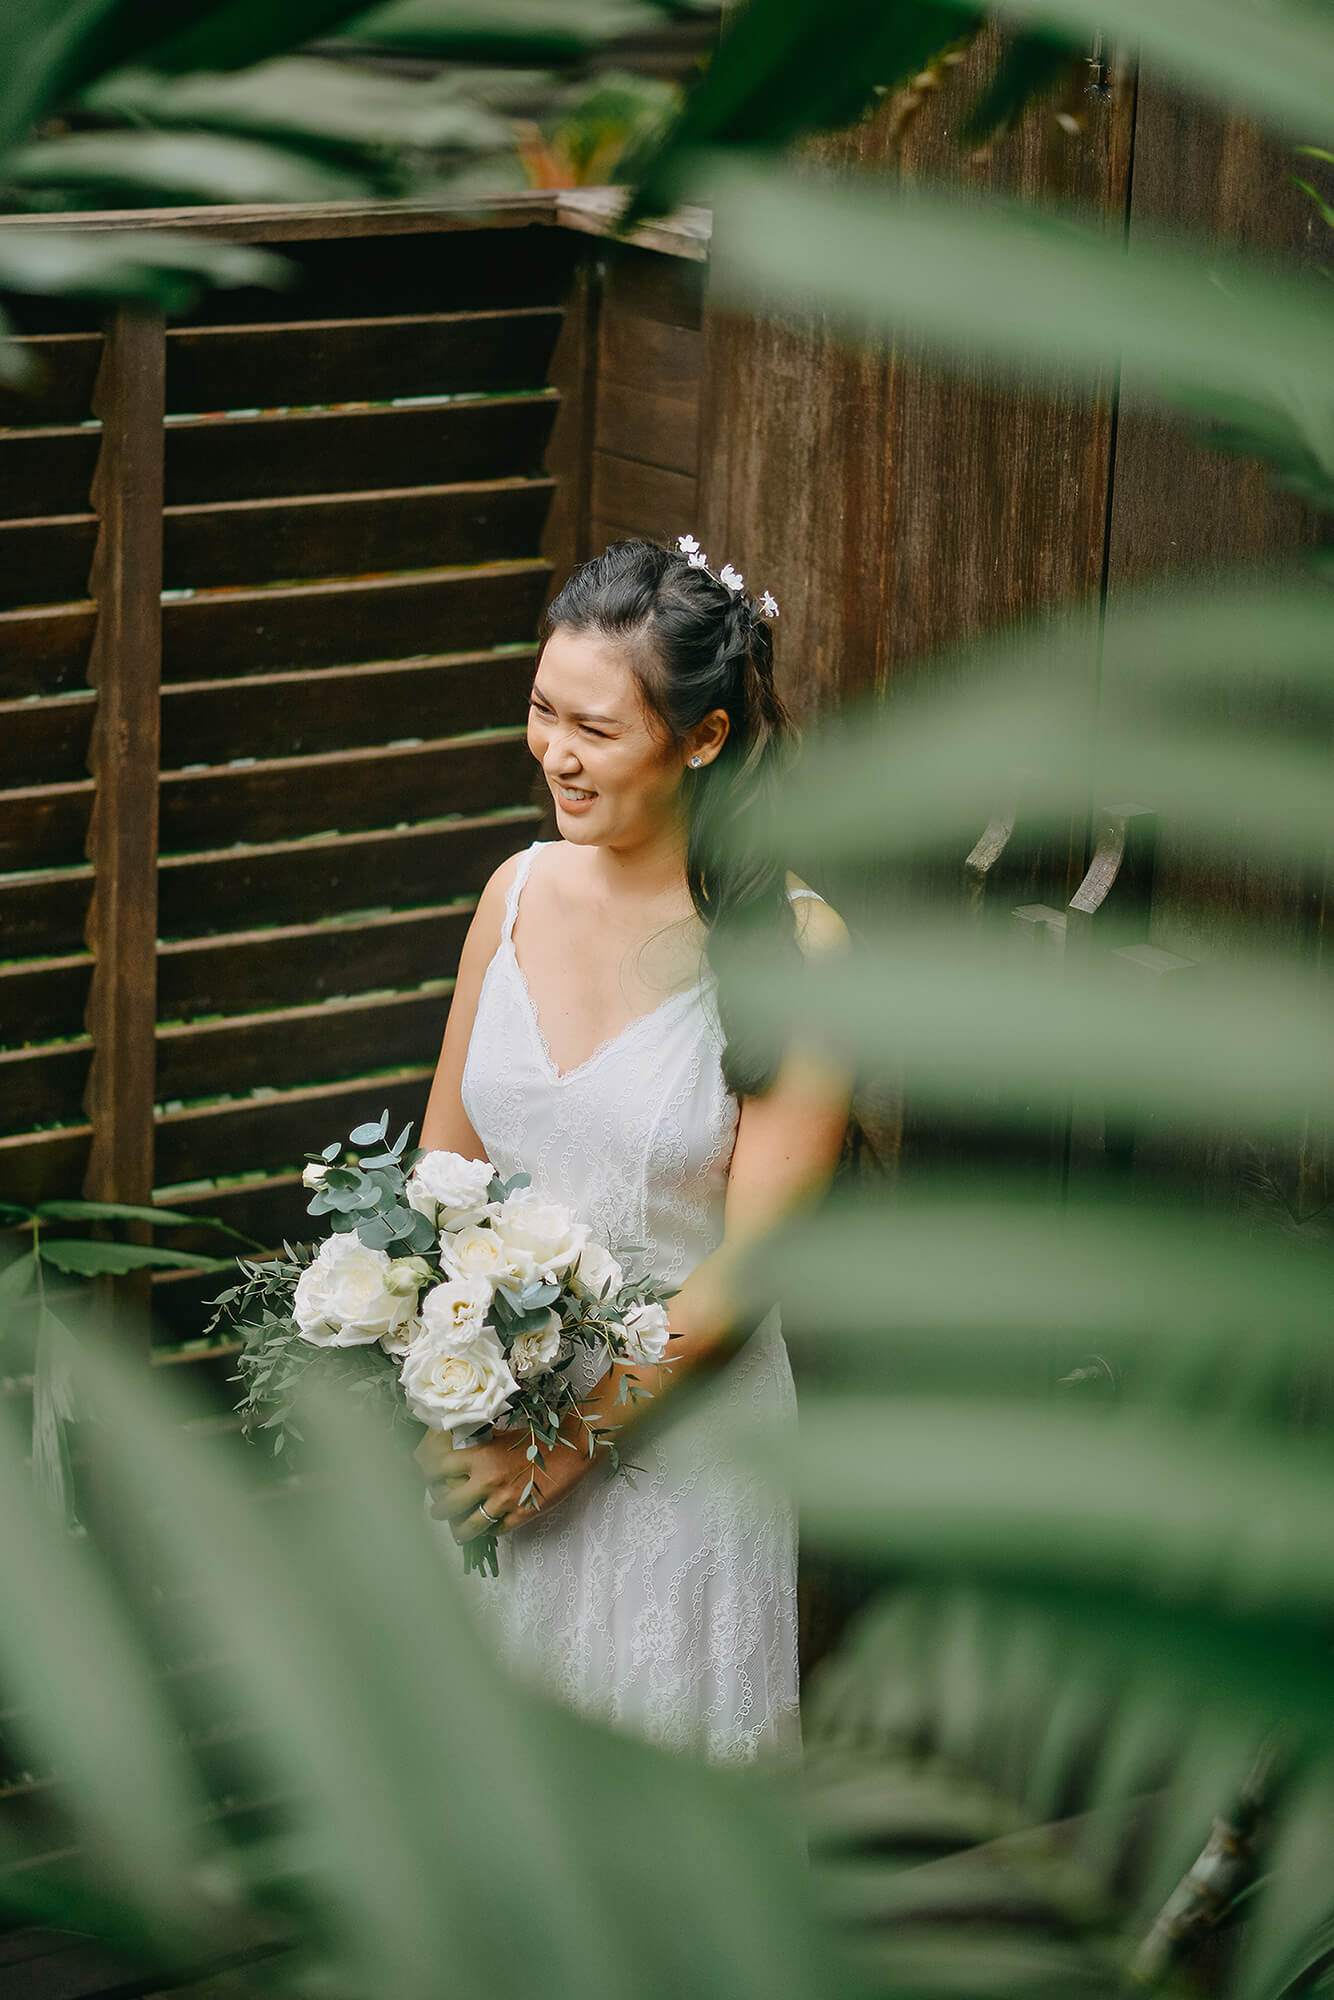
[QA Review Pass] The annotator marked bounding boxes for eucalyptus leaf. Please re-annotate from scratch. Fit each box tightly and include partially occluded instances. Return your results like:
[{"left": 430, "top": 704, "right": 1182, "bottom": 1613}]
[{"left": 350, "top": 1115, "right": 389, "bottom": 1146}]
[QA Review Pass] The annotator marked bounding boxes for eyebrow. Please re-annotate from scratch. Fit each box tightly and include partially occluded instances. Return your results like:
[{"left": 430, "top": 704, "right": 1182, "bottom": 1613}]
[{"left": 528, "top": 682, "right": 625, "bottom": 728}]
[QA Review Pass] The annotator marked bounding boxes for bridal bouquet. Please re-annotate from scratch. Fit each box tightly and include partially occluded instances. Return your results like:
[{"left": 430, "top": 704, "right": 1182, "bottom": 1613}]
[{"left": 208, "top": 1110, "right": 676, "bottom": 1576}]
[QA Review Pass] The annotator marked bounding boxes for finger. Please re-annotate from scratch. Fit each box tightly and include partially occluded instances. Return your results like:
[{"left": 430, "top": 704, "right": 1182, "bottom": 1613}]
[{"left": 455, "top": 1494, "right": 510, "bottom": 1543}]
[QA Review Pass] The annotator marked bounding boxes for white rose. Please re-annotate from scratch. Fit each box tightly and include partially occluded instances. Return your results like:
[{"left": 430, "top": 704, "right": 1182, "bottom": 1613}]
[
  {"left": 619, "top": 1300, "right": 671, "bottom": 1365},
  {"left": 380, "top": 1316, "right": 421, "bottom": 1361},
  {"left": 419, "top": 1274, "right": 494, "bottom": 1352},
  {"left": 510, "top": 1311, "right": 562, "bottom": 1380},
  {"left": 301, "top": 1162, "right": 327, "bottom": 1188},
  {"left": 292, "top": 1233, "right": 416, "bottom": 1348},
  {"left": 493, "top": 1188, "right": 588, "bottom": 1283},
  {"left": 406, "top": 1151, "right": 496, "bottom": 1228},
  {"left": 400, "top": 1327, "right": 518, "bottom": 1435},
  {"left": 439, "top": 1222, "right": 527, "bottom": 1289},
  {"left": 572, "top": 1238, "right": 623, "bottom": 1303}
]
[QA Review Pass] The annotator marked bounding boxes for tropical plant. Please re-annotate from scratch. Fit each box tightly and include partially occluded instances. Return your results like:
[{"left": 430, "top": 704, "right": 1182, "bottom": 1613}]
[
  {"left": 0, "top": 1313, "right": 842, "bottom": 2000},
  {"left": 0, "top": 1197, "right": 249, "bottom": 1530},
  {"left": 619, "top": 0, "right": 1334, "bottom": 1991},
  {"left": 2, "top": 0, "right": 1334, "bottom": 1994},
  {"left": 0, "top": 0, "right": 703, "bottom": 369}
]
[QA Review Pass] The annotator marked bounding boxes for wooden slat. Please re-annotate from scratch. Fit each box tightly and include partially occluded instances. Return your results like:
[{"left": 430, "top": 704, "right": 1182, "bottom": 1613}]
[
  {"left": 599, "top": 312, "right": 701, "bottom": 399},
  {"left": 0, "top": 1040, "right": 90, "bottom": 1135},
  {"left": 143, "top": 1172, "right": 310, "bottom": 1255},
  {"left": 0, "top": 692, "right": 94, "bottom": 790},
  {"left": 542, "top": 255, "right": 601, "bottom": 596},
  {"left": 163, "top": 393, "right": 557, "bottom": 506},
  {"left": 160, "top": 560, "right": 549, "bottom": 680},
  {"left": 0, "top": 953, "right": 92, "bottom": 1047},
  {"left": 161, "top": 651, "right": 533, "bottom": 768},
  {"left": 160, "top": 476, "right": 554, "bottom": 592},
  {"left": 0, "top": 514, "right": 95, "bottom": 611},
  {"left": 164, "top": 307, "right": 563, "bottom": 415},
  {"left": 602, "top": 239, "right": 705, "bottom": 332},
  {"left": 0, "top": 779, "right": 93, "bottom": 871},
  {"left": 163, "top": 219, "right": 577, "bottom": 322},
  {"left": 590, "top": 451, "right": 695, "bottom": 542},
  {"left": 0, "top": 865, "right": 91, "bottom": 959},
  {"left": 0, "top": 603, "right": 95, "bottom": 701},
  {"left": 154, "top": 1070, "right": 432, "bottom": 1186},
  {"left": 0, "top": 334, "right": 101, "bottom": 427},
  {"left": 156, "top": 987, "right": 450, "bottom": 1103},
  {"left": 589, "top": 518, "right": 653, "bottom": 555},
  {"left": 0, "top": 480, "right": 553, "bottom": 608},
  {"left": 156, "top": 806, "right": 538, "bottom": 939},
  {"left": 0, "top": 1123, "right": 90, "bottom": 1204},
  {"left": 0, "top": 426, "right": 99, "bottom": 521},
  {"left": 159, "top": 729, "right": 533, "bottom": 853},
  {"left": 0, "top": 398, "right": 558, "bottom": 525},
  {"left": 594, "top": 379, "right": 699, "bottom": 479},
  {"left": 83, "top": 309, "right": 166, "bottom": 1231},
  {"left": 157, "top": 904, "right": 471, "bottom": 1020}
]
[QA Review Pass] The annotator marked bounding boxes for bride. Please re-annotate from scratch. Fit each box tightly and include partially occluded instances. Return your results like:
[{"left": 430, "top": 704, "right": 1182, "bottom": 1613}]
[{"left": 414, "top": 536, "right": 852, "bottom": 1762}]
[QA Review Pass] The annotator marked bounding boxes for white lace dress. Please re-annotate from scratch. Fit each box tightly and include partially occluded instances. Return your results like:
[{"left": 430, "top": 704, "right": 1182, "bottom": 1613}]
[{"left": 450, "top": 838, "right": 817, "bottom": 1763}]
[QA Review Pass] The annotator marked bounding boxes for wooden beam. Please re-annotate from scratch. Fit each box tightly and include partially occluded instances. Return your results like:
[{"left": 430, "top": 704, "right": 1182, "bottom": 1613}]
[
  {"left": 82, "top": 309, "right": 165, "bottom": 1227},
  {"left": 542, "top": 252, "right": 602, "bottom": 601}
]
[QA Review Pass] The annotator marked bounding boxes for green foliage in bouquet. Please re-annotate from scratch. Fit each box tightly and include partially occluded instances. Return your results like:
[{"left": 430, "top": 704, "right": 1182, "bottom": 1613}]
[{"left": 211, "top": 1112, "right": 679, "bottom": 1578}]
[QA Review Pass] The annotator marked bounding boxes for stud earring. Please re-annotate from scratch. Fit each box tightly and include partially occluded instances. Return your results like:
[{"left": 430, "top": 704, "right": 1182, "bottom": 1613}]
[{"left": 688, "top": 755, "right": 703, "bottom": 768}]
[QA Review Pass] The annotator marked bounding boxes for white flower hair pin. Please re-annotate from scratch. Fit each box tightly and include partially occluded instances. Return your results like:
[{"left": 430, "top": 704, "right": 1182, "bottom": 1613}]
[{"left": 675, "top": 534, "right": 780, "bottom": 618}]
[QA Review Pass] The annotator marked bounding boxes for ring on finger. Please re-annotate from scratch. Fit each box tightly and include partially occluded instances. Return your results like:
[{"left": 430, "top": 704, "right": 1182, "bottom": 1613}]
[{"left": 477, "top": 1499, "right": 503, "bottom": 1527}]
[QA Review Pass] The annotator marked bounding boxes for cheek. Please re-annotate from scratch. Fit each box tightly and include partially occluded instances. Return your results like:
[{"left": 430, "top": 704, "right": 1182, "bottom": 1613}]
[{"left": 526, "top": 714, "right": 548, "bottom": 761}]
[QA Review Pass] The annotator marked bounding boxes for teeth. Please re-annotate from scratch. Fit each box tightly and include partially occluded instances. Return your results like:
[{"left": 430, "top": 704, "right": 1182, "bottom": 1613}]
[{"left": 558, "top": 787, "right": 594, "bottom": 801}]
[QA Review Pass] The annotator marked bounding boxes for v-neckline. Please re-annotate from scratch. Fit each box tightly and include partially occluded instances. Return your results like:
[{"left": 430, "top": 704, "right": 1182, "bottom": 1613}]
[{"left": 504, "top": 932, "right": 708, "bottom": 1085}]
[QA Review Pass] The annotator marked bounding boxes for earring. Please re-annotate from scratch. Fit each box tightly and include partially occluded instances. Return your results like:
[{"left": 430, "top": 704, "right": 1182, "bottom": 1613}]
[{"left": 688, "top": 755, "right": 703, "bottom": 768}]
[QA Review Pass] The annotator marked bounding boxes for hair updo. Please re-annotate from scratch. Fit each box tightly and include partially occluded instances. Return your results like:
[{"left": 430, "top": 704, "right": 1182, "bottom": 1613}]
[{"left": 542, "top": 536, "right": 801, "bottom": 1097}]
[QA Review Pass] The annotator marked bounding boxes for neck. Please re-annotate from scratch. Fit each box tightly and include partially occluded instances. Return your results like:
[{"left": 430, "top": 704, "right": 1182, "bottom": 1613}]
[{"left": 584, "top": 808, "right": 690, "bottom": 905}]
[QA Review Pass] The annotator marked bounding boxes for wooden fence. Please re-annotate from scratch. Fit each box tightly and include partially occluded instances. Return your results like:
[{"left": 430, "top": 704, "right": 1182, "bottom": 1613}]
[
  {"left": 1, "top": 71, "right": 1323, "bottom": 1385},
  {"left": 0, "top": 193, "right": 709, "bottom": 1401}
]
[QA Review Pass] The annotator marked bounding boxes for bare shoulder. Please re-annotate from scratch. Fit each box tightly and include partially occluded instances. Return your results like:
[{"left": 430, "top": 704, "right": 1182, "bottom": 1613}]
[
  {"left": 785, "top": 871, "right": 851, "bottom": 956},
  {"left": 461, "top": 847, "right": 527, "bottom": 961}
]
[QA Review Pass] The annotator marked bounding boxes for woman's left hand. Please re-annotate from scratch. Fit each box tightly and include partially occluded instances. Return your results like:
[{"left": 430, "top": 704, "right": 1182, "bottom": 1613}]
[{"left": 414, "top": 1424, "right": 599, "bottom": 1544}]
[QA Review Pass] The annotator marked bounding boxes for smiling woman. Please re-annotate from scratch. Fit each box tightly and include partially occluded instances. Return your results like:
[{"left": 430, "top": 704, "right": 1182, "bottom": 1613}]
[{"left": 415, "top": 537, "right": 852, "bottom": 1762}]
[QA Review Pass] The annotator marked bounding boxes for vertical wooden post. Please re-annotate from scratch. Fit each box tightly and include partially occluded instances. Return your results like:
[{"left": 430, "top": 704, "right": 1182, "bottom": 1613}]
[
  {"left": 82, "top": 309, "right": 165, "bottom": 1249},
  {"left": 542, "top": 252, "right": 601, "bottom": 602}
]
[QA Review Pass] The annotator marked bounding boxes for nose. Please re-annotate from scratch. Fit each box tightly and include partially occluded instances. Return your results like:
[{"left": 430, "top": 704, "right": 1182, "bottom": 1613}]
[{"left": 541, "top": 725, "right": 583, "bottom": 777}]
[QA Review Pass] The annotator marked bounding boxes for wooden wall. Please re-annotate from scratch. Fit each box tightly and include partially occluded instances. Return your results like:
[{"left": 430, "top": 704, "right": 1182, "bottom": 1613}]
[
  {"left": 589, "top": 241, "right": 705, "bottom": 553},
  {"left": 0, "top": 208, "right": 585, "bottom": 1382},
  {"left": 698, "top": 45, "right": 1326, "bottom": 1179}
]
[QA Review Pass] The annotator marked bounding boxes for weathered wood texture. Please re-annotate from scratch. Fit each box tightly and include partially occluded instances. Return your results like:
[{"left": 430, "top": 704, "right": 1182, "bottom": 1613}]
[
  {"left": 0, "top": 224, "right": 570, "bottom": 1318},
  {"left": 81, "top": 312, "right": 165, "bottom": 1216},
  {"left": 701, "top": 29, "right": 1132, "bottom": 729},
  {"left": 1097, "top": 86, "right": 1329, "bottom": 1205},
  {"left": 588, "top": 242, "right": 705, "bottom": 554}
]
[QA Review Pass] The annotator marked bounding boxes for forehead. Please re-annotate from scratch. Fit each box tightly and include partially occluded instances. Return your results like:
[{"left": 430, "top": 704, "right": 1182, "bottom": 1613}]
[{"left": 534, "top": 626, "right": 647, "bottom": 724}]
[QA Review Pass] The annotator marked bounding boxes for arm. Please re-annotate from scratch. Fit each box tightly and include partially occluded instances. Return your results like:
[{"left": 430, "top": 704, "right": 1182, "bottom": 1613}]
[
  {"left": 425, "top": 894, "right": 855, "bottom": 1540},
  {"left": 417, "top": 852, "right": 522, "bottom": 1157}
]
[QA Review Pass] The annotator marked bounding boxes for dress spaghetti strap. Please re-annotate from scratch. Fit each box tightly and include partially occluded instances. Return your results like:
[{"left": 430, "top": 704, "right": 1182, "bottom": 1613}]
[{"left": 501, "top": 841, "right": 546, "bottom": 945}]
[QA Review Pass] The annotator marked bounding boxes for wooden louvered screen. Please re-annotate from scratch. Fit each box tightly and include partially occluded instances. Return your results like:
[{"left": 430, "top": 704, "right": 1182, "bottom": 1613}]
[{"left": 0, "top": 206, "right": 588, "bottom": 1385}]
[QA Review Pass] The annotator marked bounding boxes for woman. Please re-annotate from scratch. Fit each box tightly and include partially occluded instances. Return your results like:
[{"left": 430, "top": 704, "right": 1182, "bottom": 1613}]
[{"left": 415, "top": 536, "right": 852, "bottom": 1762}]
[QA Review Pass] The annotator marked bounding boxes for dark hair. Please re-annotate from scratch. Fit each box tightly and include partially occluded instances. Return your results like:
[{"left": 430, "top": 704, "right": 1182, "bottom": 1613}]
[{"left": 542, "top": 537, "right": 801, "bottom": 1096}]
